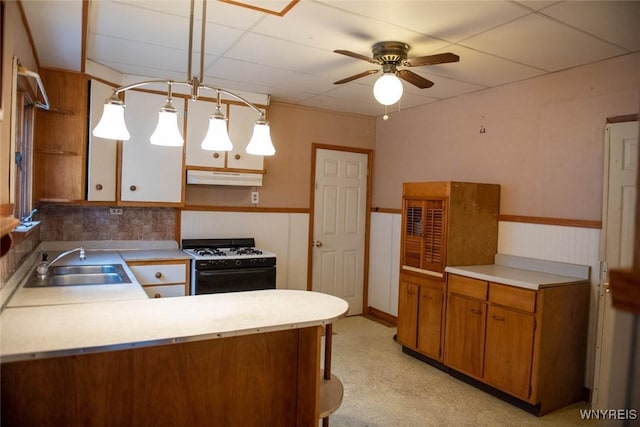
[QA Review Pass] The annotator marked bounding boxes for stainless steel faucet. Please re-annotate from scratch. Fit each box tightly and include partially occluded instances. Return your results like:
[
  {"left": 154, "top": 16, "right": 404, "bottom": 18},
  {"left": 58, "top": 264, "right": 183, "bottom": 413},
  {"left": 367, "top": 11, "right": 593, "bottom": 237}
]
[{"left": 36, "top": 247, "right": 86, "bottom": 278}]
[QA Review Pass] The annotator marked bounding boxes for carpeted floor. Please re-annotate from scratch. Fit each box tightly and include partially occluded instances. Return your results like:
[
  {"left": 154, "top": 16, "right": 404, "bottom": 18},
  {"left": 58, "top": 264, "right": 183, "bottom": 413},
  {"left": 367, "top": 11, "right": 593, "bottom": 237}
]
[{"left": 324, "top": 315, "right": 599, "bottom": 427}]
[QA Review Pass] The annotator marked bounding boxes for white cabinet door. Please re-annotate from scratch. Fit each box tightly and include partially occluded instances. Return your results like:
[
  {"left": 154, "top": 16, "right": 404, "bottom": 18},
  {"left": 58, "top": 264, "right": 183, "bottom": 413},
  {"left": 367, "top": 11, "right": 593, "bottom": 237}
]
[
  {"left": 87, "top": 80, "right": 117, "bottom": 201},
  {"left": 185, "top": 99, "right": 226, "bottom": 168},
  {"left": 121, "top": 91, "right": 184, "bottom": 203},
  {"left": 227, "top": 104, "right": 265, "bottom": 171}
]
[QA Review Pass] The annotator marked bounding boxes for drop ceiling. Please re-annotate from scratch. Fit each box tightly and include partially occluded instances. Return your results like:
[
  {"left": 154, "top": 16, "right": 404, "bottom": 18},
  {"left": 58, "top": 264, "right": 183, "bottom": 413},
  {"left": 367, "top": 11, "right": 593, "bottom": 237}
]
[{"left": 20, "top": 0, "right": 640, "bottom": 117}]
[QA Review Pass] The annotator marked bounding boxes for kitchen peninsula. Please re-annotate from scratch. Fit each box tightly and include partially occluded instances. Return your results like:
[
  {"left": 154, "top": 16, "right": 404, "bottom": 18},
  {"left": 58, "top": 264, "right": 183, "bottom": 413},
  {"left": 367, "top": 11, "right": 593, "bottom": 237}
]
[{"left": 1, "top": 266, "right": 348, "bottom": 426}]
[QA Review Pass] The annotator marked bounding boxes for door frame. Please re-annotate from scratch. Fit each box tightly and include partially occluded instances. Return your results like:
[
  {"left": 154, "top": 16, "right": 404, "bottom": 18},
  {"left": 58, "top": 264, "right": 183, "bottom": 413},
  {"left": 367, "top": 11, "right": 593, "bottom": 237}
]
[
  {"left": 307, "top": 143, "right": 374, "bottom": 314},
  {"left": 592, "top": 116, "right": 638, "bottom": 409}
]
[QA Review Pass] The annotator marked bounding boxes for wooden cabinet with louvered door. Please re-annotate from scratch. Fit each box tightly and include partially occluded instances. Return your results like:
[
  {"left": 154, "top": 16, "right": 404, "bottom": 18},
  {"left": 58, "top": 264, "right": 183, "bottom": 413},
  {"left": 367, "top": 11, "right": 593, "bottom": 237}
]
[
  {"left": 127, "top": 259, "right": 190, "bottom": 298},
  {"left": 403, "top": 199, "right": 446, "bottom": 273},
  {"left": 397, "top": 182, "right": 499, "bottom": 364}
]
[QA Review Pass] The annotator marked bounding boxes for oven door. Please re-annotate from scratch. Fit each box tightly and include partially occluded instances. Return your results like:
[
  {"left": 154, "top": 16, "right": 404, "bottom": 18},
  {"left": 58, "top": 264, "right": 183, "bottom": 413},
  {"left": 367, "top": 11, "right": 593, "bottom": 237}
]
[{"left": 194, "top": 266, "right": 276, "bottom": 295}]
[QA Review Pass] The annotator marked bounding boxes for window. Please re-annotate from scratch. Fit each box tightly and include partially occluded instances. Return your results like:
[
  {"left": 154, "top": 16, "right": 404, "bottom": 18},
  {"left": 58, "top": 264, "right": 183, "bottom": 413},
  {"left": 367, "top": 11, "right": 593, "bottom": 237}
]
[{"left": 13, "top": 76, "right": 36, "bottom": 221}]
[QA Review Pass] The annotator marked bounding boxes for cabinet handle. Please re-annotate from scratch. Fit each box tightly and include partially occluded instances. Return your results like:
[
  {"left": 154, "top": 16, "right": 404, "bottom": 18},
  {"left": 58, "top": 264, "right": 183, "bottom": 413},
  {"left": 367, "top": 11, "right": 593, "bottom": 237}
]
[
  {"left": 213, "top": 153, "right": 219, "bottom": 158},
  {"left": 130, "top": 185, "right": 137, "bottom": 191},
  {"left": 408, "top": 289, "right": 416, "bottom": 296},
  {"left": 95, "top": 184, "right": 103, "bottom": 191},
  {"left": 470, "top": 309, "right": 483, "bottom": 315},
  {"left": 154, "top": 293, "right": 162, "bottom": 298},
  {"left": 155, "top": 272, "right": 162, "bottom": 278},
  {"left": 234, "top": 154, "right": 241, "bottom": 160},
  {"left": 492, "top": 315, "right": 505, "bottom": 321}
]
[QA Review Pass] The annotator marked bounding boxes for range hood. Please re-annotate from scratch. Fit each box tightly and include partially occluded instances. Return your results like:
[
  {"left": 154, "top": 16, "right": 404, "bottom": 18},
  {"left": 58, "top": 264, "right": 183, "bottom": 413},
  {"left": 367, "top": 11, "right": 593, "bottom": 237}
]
[{"left": 186, "top": 170, "right": 263, "bottom": 187}]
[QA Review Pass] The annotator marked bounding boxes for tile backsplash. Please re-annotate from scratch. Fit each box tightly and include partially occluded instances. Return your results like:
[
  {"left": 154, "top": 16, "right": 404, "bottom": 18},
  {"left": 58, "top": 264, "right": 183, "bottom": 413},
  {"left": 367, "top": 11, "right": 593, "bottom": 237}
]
[{"left": 38, "top": 206, "right": 178, "bottom": 241}]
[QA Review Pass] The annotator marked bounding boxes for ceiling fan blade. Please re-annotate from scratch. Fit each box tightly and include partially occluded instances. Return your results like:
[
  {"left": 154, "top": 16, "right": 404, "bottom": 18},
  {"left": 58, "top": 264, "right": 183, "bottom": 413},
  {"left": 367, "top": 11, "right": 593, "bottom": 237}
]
[
  {"left": 404, "top": 52, "right": 460, "bottom": 67},
  {"left": 334, "top": 50, "right": 379, "bottom": 64},
  {"left": 334, "top": 70, "right": 379, "bottom": 85},
  {"left": 397, "top": 70, "right": 434, "bottom": 89}
]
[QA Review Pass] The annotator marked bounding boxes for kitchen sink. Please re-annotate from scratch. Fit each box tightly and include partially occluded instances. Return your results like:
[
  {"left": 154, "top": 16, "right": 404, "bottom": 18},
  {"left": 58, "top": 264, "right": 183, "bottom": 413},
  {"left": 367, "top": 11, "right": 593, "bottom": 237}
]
[{"left": 25, "top": 264, "right": 132, "bottom": 288}]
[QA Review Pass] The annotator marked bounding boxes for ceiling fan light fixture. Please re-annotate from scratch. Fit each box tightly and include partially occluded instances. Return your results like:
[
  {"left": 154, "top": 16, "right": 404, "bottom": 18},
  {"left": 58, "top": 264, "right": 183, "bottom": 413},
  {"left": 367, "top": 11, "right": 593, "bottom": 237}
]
[
  {"left": 150, "top": 99, "right": 184, "bottom": 147},
  {"left": 373, "top": 73, "right": 403, "bottom": 105},
  {"left": 246, "top": 118, "right": 276, "bottom": 156},
  {"left": 201, "top": 106, "right": 233, "bottom": 151},
  {"left": 93, "top": 96, "right": 130, "bottom": 141}
]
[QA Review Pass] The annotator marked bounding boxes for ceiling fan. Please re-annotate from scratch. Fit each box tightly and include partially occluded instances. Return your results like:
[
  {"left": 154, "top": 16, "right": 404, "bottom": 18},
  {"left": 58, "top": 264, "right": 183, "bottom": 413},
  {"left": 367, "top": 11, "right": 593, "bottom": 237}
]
[{"left": 333, "top": 41, "right": 460, "bottom": 105}]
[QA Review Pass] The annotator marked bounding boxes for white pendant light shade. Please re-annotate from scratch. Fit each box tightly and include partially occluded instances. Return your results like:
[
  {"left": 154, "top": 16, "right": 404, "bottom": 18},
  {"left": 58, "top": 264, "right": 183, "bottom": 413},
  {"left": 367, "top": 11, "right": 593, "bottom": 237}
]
[
  {"left": 373, "top": 73, "right": 403, "bottom": 105},
  {"left": 201, "top": 108, "right": 233, "bottom": 151},
  {"left": 246, "top": 120, "right": 275, "bottom": 156},
  {"left": 150, "top": 101, "right": 184, "bottom": 147},
  {"left": 93, "top": 100, "right": 130, "bottom": 140}
]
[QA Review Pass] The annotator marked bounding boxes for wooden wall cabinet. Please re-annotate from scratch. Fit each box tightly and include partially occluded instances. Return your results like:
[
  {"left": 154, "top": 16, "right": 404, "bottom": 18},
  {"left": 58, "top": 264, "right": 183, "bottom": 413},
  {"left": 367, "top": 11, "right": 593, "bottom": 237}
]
[
  {"left": 397, "top": 182, "right": 500, "bottom": 363},
  {"left": 33, "top": 69, "right": 88, "bottom": 203}
]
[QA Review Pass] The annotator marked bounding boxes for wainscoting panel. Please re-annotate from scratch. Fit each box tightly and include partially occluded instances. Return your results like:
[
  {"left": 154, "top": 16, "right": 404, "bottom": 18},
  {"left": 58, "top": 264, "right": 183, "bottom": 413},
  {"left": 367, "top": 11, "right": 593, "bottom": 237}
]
[
  {"left": 180, "top": 211, "right": 309, "bottom": 290},
  {"left": 368, "top": 212, "right": 401, "bottom": 316}
]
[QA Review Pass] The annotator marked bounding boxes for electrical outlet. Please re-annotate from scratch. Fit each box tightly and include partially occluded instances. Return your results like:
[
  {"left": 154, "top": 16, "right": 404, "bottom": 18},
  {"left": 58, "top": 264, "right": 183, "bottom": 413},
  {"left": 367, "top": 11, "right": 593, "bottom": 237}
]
[
  {"left": 251, "top": 192, "right": 259, "bottom": 204},
  {"left": 110, "top": 208, "right": 123, "bottom": 215}
]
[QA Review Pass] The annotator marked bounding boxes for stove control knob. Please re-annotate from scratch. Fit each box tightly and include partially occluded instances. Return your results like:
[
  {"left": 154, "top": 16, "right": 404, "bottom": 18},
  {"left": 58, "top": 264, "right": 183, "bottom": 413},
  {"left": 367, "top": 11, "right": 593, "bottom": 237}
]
[{"left": 235, "top": 260, "right": 242, "bottom": 266}]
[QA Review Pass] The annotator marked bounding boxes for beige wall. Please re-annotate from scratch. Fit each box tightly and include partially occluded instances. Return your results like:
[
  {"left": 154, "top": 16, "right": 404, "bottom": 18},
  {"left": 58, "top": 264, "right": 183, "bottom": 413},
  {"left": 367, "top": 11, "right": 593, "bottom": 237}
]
[
  {"left": 1, "top": 1, "right": 38, "bottom": 205},
  {"left": 372, "top": 53, "right": 640, "bottom": 221},
  {"left": 185, "top": 102, "right": 376, "bottom": 208}
]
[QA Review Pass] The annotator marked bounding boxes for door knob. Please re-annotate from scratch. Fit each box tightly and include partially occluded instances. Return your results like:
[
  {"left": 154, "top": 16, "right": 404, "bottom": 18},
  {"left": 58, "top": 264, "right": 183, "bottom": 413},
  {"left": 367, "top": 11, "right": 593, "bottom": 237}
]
[{"left": 314, "top": 241, "right": 323, "bottom": 247}]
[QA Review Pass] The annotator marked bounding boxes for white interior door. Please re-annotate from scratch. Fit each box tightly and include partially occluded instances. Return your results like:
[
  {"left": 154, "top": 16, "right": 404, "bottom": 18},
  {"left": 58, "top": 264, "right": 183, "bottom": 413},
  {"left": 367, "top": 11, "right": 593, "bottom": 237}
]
[
  {"left": 593, "top": 121, "right": 638, "bottom": 409},
  {"left": 312, "top": 148, "right": 368, "bottom": 315}
]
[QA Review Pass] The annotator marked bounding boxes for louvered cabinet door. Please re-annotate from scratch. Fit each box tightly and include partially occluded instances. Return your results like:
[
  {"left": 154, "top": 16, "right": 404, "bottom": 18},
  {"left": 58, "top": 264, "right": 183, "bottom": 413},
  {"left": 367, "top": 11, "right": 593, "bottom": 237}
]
[
  {"left": 422, "top": 199, "right": 445, "bottom": 272},
  {"left": 402, "top": 199, "right": 446, "bottom": 272},
  {"left": 403, "top": 201, "right": 423, "bottom": 269}
]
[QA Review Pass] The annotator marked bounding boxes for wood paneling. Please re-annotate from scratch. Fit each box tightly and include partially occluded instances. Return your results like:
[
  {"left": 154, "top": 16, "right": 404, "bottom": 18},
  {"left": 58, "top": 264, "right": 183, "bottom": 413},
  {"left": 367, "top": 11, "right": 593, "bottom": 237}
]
[{"left": 1, "top": 327, "right": 322, "bottom": 427}]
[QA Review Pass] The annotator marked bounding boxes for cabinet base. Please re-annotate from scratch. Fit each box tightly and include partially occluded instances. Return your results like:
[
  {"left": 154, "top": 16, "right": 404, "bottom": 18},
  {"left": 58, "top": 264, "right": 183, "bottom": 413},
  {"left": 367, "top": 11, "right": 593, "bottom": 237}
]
[
  {"left": 401, "top": 345, "right": 549, "bottom": 417},
  {"left": 448, "top": 369, "right": 542, "bottom": 416},
  {"left": 400, "top": 346, "right": 448, "bottom": 373}
]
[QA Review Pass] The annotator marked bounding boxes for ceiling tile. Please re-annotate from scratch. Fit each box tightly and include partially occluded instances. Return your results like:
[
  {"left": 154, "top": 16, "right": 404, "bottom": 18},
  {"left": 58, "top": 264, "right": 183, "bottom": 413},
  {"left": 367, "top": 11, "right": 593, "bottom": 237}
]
[
  {"left": 460, "top": 13, "right": 627, "bottom": 71},
  {"left": 540, "top": 1, "right": 640, "bottom": 51},
  {"left": 318, "top": 0, "right": 531, "bottom": 43}
]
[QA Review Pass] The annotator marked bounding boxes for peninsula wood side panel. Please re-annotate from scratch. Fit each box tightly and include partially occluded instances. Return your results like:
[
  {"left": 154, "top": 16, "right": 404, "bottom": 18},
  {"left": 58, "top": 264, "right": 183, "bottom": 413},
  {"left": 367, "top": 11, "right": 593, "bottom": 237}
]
[{"left": 1, "top": 327, "right": 322, "bottom": 426}]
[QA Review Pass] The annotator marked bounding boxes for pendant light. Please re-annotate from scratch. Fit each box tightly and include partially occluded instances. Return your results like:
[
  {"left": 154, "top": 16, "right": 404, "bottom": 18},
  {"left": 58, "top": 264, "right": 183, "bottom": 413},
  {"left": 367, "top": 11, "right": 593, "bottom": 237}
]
[
  {"left": 150, "top": 85, "right": 184, "bottom": 146},
  {"left": 92, "top": 95, "right": 130, "bottom": 140},
  {"left": 92, "top": 0, "right": 275, "bottom": 155},
  {"left": 201, "top": 93, "right": 233, "bottom": 151},
  {"left": 246, "top": 117, "right": 276, "bottom": 156}
]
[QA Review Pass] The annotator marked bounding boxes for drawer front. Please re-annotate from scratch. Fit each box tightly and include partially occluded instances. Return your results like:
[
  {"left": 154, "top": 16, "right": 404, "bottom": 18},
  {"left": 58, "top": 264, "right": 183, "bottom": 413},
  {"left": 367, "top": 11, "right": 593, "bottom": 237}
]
[
  {"left": 489, "top": 283, "right": 536, "bottom": 313},
  {"left": 129, "top": 263, "right": 187, "bottom": 285},
  {"left": 143, "top": 284, "right": 187, "bottom": 298},
  {"left": 448, "top": 274, "right": 488, "bottom": 300}
]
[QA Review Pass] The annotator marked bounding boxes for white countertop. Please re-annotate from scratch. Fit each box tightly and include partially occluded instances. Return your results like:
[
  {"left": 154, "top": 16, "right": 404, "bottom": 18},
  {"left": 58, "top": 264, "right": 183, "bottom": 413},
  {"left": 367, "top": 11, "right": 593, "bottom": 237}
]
[
  {"left": 1, "top": 289, "right": 349, "bottom": 363},
  {"left": 119, "top": 249, "right": 192, "bottom": 262},
  {"left": 445, "top": 264, "right": 587, "bottom": 290},
  {"left": 6, "top": 250, "right": 148, "bottom": 308},
  {"left": 445, "top": 254, "right": 590, "bottom": 290}
]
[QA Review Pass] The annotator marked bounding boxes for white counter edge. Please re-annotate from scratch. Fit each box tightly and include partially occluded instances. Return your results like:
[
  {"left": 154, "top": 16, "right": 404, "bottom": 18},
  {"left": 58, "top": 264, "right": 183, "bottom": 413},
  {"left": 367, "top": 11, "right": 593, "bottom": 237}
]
[{"left": 1, "top": 290, "right": 349, "bottom": 363}]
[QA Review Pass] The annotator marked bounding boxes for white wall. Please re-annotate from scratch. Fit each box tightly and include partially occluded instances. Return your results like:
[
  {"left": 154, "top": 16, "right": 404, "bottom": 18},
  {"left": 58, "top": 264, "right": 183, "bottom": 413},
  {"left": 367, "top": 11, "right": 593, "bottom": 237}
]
[
  {"left": 367, "top": 212, "right": 601, "bottom": 387},
  {"left": 181, "top": 211, "right": 309, "bottom": 290}
]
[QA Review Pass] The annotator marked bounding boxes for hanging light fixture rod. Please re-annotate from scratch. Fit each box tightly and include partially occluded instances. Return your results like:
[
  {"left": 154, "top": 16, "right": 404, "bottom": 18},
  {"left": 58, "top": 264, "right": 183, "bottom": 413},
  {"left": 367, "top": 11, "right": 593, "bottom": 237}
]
[{"left": 92, "top": 0, "right": 276, "bottom": 156}]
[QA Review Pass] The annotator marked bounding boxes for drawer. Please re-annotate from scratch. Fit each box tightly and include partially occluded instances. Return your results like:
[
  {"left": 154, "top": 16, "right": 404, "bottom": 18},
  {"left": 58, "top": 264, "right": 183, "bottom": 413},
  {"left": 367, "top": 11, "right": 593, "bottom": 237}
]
[
  {"left": 143, "top": 284, "right": 187, "bottom": 298},
  {"left": 489, "top": 283, "right": 536, "bottom": 313},
  {"left": 128, "top": 263, "right": 187, "bottom": 285},
  {"left": 448, "top": 274, "right": 488, "bottom": 300}
]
